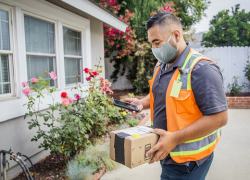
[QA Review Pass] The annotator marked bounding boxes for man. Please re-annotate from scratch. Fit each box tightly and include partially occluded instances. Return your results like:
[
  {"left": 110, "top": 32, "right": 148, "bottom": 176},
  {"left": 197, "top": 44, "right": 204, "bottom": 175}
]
[{"left": 125, "top": 12, "right": 228, "bottom": 180}]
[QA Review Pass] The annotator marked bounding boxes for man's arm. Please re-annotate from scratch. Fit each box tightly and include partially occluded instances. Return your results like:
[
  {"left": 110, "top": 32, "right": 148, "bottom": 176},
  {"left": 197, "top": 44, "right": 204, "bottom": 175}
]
[
  {"left": 139, "top": 94, "right": 150, "bottom": 110},
  {"left": 146, "top": 110, "right": 228, "bottom": 164}
]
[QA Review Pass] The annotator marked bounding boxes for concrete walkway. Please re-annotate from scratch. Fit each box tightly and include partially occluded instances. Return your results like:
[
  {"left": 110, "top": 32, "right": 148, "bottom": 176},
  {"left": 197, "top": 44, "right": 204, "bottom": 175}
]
[{"left": 101, "top": 109, "right": 250, "bottom": 180}]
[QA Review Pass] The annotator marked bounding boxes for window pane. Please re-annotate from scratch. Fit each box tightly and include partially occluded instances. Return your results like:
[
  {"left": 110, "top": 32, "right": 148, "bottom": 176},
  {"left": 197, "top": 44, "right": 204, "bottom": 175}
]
[
  {"left": 27, "top": 55, "right": 55, "bottom": 87},
  {"left": 65, "top": 58, "right": 81, "bottom": 84},
  {"left": 0, "top": 54, "right": 11, "bottom": 94},
  {"left": 0, "top": 9, "right": 10, "bottom": 50},
  {"left": 63, "top": 27, "right": 81, "bottom": 56},
  {"left": 24, "top": 16, "right": 54, "bottom": 54}
]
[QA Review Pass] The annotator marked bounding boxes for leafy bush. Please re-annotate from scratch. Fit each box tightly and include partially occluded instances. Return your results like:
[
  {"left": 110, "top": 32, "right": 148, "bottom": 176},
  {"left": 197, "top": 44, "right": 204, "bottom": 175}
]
[
  {"left": 227, "top": 76, "right": 245, "bottom": 95},
  {"left": 22, "top": 59, "right": 129, "bottom": 160},
  {"left": 128, "top": 118, "right": 139, "bottom": 127},
  {"left": 244, "top": 61, "right": 250, "bottom": 82}
]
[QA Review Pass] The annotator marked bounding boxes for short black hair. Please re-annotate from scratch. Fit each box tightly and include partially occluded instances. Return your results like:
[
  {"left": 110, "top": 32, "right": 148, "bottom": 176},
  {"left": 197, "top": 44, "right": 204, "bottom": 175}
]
[{"left": 145, "top": 12, "right": 182, "bottom": 31}]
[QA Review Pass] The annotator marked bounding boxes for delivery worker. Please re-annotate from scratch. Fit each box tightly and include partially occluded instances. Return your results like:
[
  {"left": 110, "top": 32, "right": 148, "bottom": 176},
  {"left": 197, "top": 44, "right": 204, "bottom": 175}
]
[{"left": 125, "top": 12, "right": 228, "bottom": 180}]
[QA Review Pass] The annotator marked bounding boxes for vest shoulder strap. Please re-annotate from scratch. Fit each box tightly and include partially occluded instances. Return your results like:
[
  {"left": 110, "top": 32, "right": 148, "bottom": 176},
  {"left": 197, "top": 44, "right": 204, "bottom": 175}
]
[{"left": 178, "top": 50, "right": 217, "bottom": 90}]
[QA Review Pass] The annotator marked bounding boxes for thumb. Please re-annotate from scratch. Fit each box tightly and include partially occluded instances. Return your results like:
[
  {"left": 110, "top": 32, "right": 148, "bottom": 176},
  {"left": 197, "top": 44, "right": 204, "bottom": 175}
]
[{"left": 151, "top": 128, "right": 165, "bottom": 136}]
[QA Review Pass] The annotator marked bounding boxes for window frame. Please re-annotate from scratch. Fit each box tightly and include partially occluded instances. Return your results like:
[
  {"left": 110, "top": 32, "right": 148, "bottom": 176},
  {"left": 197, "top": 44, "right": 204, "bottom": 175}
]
[
  {"left": 62, "top": 24, "right": 84, "bottom": 87},
  {"left": 0, "top": 4, "right": 15, "bottom": 99},
  {"left": 22, "top": 11, "right": 58, "bottom": 88}
]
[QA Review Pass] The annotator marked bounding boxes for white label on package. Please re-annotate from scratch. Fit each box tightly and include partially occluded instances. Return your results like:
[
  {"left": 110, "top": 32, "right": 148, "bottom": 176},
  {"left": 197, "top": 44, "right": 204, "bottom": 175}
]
[{"left": 121, "top": 126, "right": 153, "bottom": 135}]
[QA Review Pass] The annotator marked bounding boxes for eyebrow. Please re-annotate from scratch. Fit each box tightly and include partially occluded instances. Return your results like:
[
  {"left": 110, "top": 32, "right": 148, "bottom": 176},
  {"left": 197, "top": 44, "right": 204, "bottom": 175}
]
[{"left": 151, "top": 39, "right": 160, "bottom": 43}]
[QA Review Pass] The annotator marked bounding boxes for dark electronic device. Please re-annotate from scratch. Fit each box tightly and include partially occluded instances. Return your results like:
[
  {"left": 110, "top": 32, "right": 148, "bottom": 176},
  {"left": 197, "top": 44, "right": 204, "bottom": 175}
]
[{"left": 113, "top": 99, "right": 139, "bottom": 112}]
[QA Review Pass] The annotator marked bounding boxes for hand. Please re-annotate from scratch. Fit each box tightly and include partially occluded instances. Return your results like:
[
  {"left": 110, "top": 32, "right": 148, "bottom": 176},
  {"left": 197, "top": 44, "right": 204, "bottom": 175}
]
[
  {"left": 125, "top": 98, "right": 143, "bottom": 114},
  {"left": 146, "top": 129, "right": 178, "bottom": 164}
]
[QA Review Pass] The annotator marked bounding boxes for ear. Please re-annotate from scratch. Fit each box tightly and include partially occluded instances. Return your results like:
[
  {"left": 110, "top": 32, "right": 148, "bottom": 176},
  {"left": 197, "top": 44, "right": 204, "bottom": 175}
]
[{"left": 173, "top": 29, "right": 181, "bottom": 43}]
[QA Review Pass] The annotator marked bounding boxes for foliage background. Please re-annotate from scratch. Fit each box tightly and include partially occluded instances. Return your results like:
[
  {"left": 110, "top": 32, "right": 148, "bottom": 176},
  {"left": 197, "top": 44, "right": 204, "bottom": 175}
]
[
  {"left": 93, "top": 0, "right": 211, "bottom": 93},
  {"left": 202, "top": 4, "right": 250, "bottom": 47}
]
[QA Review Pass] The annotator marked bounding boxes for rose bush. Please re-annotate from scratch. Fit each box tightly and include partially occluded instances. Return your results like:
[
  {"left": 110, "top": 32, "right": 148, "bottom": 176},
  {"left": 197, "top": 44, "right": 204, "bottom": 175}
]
[{"left": 22, "top": 59, "right": 130, "bottom": 161}]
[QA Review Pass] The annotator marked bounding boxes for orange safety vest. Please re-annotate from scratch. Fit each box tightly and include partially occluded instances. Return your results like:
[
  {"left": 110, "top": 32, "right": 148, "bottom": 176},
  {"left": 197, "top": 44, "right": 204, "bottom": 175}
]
[{"left": 149, "top": 49, "right": 221, "bottom": 163}]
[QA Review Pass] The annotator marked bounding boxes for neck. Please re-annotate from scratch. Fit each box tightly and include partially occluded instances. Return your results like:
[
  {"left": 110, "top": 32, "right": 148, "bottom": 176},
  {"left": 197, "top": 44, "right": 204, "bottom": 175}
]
[{"left": 167, "top": 42, "right": 187, "bottom": 68}]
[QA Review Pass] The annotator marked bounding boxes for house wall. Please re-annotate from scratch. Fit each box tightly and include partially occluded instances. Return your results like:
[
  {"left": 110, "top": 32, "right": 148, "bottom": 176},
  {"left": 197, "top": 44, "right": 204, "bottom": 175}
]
[{"left": 0, "top": 0, "right": 104, "bottom": 179}]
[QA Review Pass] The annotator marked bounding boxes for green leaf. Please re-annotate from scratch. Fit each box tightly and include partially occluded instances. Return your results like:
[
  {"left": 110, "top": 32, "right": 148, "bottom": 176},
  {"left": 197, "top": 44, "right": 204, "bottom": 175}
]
[{"left": 29, "top": 111, "right": 33, "bottom": 116}]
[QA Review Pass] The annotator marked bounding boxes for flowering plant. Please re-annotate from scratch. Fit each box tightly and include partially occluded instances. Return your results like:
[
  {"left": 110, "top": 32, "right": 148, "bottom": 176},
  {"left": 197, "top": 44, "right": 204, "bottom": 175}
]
[{"left": 22, "top": 59, "right": 129, "bottom": 159}]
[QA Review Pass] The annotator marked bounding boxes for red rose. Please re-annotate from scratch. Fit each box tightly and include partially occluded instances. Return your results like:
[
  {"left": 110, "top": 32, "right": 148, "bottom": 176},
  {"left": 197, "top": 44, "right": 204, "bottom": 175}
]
[
  {"left": 86, "top": 77, "right": 91, "bottom": 81},
  {"left": 61, "top": 92, "right": 67, "bottom": 98},
  {"left": 83, "top": 68, "right": 89, "bottom": 73},
  {"left": 93, "top": 71, "right": 99, "bottom": 76}
]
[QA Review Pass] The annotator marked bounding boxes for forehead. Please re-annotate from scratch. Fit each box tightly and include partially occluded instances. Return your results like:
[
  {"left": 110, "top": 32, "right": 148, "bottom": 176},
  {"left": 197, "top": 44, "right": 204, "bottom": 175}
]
[{"left": 148, "top": 25, "right": 170, "bottom": 42}]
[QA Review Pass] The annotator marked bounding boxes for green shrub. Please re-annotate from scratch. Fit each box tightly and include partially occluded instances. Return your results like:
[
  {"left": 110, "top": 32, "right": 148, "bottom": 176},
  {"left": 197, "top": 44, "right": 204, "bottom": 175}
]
[
  {"left": 128, "top": 118, "right": 139, "bottom": 127},
  {"left": 243, "top": 61, "right": 250, "bottom": 89},
  {"left": 227, "top": 76, "right": 245, "bottom": 95}
]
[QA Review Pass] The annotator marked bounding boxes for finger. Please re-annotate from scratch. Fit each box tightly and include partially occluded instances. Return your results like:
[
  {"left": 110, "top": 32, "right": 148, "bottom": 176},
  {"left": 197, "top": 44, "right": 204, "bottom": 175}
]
[
  {"left": 159, "top": 153, "right": 168, "bottom": 161},
  {"left": 158, "top": 150, "right": 168, "bottom": 161},
  {"left": 150, "top": 128, "right": 165, "bottom": 136},
  {"left": 145, "top": 143, "right": 161, "bottom": 157},
  {"left": 124, "top": 98, "right": 133, "bottom": 103},
  {"left": 138, "top": 105, "right": 143, "bottom": 111},
  {"left": 149, "top": 150, "right": 164, "bottom": 164}
]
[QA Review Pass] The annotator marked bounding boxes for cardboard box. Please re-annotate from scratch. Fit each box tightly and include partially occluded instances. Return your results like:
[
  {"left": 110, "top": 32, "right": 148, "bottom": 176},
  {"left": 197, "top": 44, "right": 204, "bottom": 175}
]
[{"left": 110, "top": 126, "right": 159, "bottom": 169}]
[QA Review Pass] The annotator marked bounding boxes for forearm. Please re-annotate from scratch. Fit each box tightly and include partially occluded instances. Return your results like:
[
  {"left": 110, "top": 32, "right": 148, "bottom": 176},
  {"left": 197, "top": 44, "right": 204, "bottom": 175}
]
[
  {"left": 139, "top": 94, "right": 150, "bottom": 110},
  {"left": 173, "top": 110, "right": 228, "bottom": 145}
]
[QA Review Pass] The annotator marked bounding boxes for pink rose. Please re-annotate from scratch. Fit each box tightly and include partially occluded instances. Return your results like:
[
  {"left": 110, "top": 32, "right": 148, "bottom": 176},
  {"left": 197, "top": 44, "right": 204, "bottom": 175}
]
[
  {"left": 101, "top": 92, "right": 104, "bottom": 95},
  {"left": 22, "top": 81, "right": 29, "bottom": 87},
  {"left": 49, "top": 71, "right": 57, "bottom": 80},
  {"left": 68, "top": 97, "right": 74, "bottom": 104},
  {"left": 75, "top": 94, "right": 81, "bottom": 100},
  {"left": 100, "top": 77, "right": 104, "bottom": 81},
  {"left": 62, "top": 98, "right": 69, "bottom": 106},
  {"left": 22, "top": 87, "right": 31, "bottom": 95},
  {"left": 31, "top": 78, "right": 37, "bottom": 83}
]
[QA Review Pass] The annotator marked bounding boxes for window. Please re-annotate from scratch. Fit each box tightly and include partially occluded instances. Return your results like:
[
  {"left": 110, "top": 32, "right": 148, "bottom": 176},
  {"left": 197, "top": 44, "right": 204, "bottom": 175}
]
[
  {"left": 63, "top": 27, "right": 82, "bottom": 85},
  {"left": 0, "top": 7, "right": 14, "bottom": 97},
  {"left": 24, "top": 16, "right": 56, "bottom": 86}
]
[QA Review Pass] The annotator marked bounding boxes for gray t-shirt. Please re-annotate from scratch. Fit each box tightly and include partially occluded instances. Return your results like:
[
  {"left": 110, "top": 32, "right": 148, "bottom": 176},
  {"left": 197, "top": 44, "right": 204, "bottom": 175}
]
[{"left": 152, "top": 43, "right": 228, "bottom": 166}]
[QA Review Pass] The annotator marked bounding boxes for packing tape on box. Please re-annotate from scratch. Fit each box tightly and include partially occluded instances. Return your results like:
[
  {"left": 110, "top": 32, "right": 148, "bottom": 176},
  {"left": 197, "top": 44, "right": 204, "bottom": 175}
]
[{"left": 114, "top": 132, "right": 130, "bottom": 165}]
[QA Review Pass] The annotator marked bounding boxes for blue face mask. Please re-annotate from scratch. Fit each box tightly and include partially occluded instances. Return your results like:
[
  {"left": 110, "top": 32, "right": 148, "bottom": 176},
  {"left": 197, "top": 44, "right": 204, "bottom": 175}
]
[{"left": 151, "top": 32, "right": 179, "bottom": 64}]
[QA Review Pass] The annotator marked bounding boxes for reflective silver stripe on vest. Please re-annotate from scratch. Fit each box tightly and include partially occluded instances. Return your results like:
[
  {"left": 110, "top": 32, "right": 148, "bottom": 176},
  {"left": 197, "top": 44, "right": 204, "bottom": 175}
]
[
  {"left": 172, "top": 130, "right": 219, "bottom": 152},
  {"left": 179, "top": 53, "right": 203, "bottom": 89}
]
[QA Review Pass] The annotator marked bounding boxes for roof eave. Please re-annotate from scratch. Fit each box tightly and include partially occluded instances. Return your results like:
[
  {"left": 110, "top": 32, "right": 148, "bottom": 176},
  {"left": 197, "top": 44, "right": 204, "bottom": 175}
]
[{"left": 61, "top": 0, "right": 128, "bottom": 32}]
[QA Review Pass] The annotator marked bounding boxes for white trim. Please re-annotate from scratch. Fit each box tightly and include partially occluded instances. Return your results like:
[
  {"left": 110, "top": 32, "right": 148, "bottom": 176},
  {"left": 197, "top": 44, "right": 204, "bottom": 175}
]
[
  {"left": 61, "top": 0, "right": 127, "bottom": 32},
  {"left": 26, "top": 52, "right": 56, "bottom": 57},
  {"left": 0, "top": 50, "right": 13, "bottom": 54},
  {"left": 64, "top": 55, "right": 83, "bottom": 59}
]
